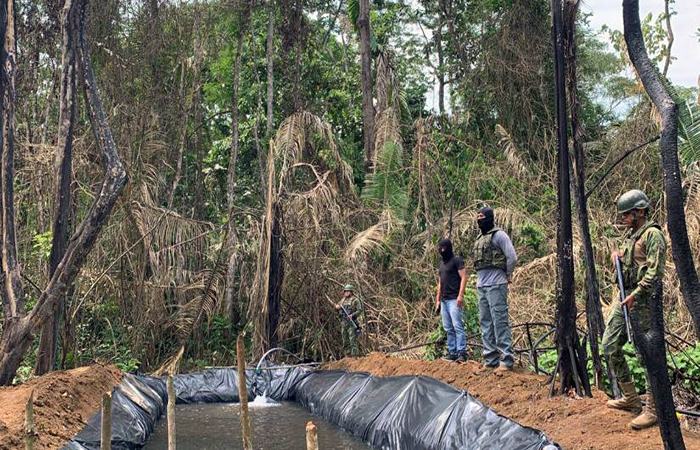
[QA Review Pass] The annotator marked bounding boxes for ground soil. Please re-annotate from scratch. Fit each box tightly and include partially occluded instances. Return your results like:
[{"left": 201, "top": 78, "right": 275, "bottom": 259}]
[
  {"left": 0, "top": 364, "right": 122, "bottom": 450},
  {"left": 325, "top": 353, "right": 700, "bottom": 450}
]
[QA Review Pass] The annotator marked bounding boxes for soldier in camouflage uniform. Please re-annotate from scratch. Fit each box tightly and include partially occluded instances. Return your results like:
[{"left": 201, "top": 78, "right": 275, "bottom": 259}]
[
  {"left": 602, "top": 189, "right": 666, "bottom": 430},
  {"left": 335, "top": 284, "right": 363, "bottom": 357}
]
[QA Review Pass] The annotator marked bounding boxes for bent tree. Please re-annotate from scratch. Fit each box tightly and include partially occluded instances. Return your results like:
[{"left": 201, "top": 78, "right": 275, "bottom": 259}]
[
  {"left": 624, "top": 1, "right": 700, "bottom": 340},
  {"left": 622, "top": 0, "right": 688, "bottom": 448},
  {"left": 0, "top": 0, "right": 128, "bottom": 385}
]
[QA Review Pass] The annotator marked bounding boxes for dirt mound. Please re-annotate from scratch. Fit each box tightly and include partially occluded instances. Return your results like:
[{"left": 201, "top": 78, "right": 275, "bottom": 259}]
[
  {"left": 0, "top": 364, "right": 122, "bottom": 450},
  {"left": 325, "top": 353, "right": 700, "bottom": 450}
]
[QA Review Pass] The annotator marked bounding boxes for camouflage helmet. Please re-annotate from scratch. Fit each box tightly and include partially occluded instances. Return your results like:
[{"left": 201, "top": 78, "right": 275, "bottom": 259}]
[
  {"left": 616, "top": 189, "right": 650, "bottom": 214},
  {"left": 343, "top": 284, "right": 355, "bottom": 292}
]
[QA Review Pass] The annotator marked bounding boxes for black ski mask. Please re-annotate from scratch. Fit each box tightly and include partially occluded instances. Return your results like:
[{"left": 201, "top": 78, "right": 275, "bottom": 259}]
[
  {"left": 477, "top": 206, "right": 495, "bottom": 234},
  {"left": 438, "top": 238, "right": 454, "bottom": 262}
]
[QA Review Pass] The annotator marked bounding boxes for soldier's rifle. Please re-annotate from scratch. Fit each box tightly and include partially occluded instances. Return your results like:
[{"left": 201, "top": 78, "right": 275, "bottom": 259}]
[{"left": 614, "top": 256, "right": 634, "bottom": 344}]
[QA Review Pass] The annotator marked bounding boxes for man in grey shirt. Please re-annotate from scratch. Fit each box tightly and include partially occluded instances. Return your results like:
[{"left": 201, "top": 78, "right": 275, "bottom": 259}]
[{"left": 472, "top": 206, "right": 517, "bottom": 371}]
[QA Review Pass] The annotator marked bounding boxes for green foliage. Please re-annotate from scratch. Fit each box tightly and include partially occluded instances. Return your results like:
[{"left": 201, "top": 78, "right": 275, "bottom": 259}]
[
  {"left": 363, "top": 142, "right": 408, "bottom": 218},
  {"left": 424, "top": 326, "right": 447, "bottom": 361},
  {"left": 668, "top": 344, "right": 700, "bottom": 395},
  {"left": 516, "top": 222, "right": 546, "bottom": 258},
  {"left": 32, "top": 231, "right": 53, "bottom": 263},
  {"left": 678, "top": 100, "right": 700, "bottom": 167}
]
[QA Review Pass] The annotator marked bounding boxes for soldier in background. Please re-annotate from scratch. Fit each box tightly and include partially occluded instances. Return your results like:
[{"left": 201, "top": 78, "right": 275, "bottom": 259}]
[
  {"left": 603, "top": 189, "right": 666, "bottom": 430},
  {"left": 336, "top": 284, "right": 363, "bottom": 357}
]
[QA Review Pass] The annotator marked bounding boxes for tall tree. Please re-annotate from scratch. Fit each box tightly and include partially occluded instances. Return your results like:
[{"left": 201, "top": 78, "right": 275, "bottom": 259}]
[
  {"left": 35, "top": 0, "right": 79, "bottom": 375},
  {"left": 358, "top": 0, "right": 375, "bottom": 166},
  {"left": 622, "top": 0, "right": 700, "bottom": 338},
  {"left": 168, "top": 0, "right": 205, "bottom": 210},
  {"left": 0, "top": 0, "right": 128, "bottom": 385},
  {"left": 563, "top": 0, "right": 606, "bottom": 390},
  {"left": 266, "top": 0, "right": 275, "bottom": 135},
  {"left": 551, "top": 0, "right": 590, "bottom": 398},
  {"left": 225, "top": 0, "right": 251, "bottom": 320},
  {"left": 622, "top": 0, "right": 690, "bottom": 447}
]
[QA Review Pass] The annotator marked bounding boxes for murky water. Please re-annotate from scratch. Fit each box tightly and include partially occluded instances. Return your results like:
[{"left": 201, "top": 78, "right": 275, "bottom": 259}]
[{"left": 143, "top": 398, "right": 371, "bottom": 449}]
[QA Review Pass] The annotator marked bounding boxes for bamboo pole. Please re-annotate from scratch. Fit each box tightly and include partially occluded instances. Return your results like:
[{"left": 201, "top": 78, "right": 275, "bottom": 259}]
[
  {"left": 25, "top": 390, "right": 35, "bottom": 450},
  {"left": 237, "top": 335, "right": 253, "bottom": 450},
  {"left": 306, "top": 421, "right": 319, "bottom": 450},
  {"left": 101, "top": 392, "right": 111, "bottom": 450},
  {"left": 167, "top": 376, "right": 176, "bottom": 450}
]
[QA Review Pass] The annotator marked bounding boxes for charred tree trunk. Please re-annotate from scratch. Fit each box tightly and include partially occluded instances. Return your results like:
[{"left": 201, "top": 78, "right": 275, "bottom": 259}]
[
  {"left": 632, "top": 283, "right": 685, "bottom": 449},
  {"left": 563, "top": 0, "right": 606, "bottom": 390},
  {"left": 551, "top": 0, "right": 590, "bottom": 398},
  {"left": 35, "top": 0, "right": 78, "bottom": 376},
  {"left": 358, "top": 0, "right": 375, "bottom": 166},
  {"left": 0, "top": 0, "right": 128, "bottom": 385},
  {"left": 622, "top": 0, "right": 700, "bottom": 339}
]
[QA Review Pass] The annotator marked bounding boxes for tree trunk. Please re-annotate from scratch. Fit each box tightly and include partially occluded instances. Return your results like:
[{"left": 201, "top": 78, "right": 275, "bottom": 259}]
[
  {"left": 251, "top": 28, "right": 266, "bottom": 193},
  {"left": 225, "top": 1, "right": 249, "bottom": 321},
  {"left": 662, "top": 0, "right": 673, "bottom": 76},
  {"left": 622, "top": 0, "right": 700, "bottom": 339},
  {"left": 551, "top": 0, "right": 590, "bottom": 397},
  {"left": 266, "top": 0, "right": 274, "bottom": 136},
  {"left": 169, "top": 0, "right": 203, "bottom": 210},
  {"left": 434, "top": 22, "right": 445, "bottom": 115},
  {"left": 632, "top": 283, "right": 685, "bottom": 449},
  {"left": 292, "top": 0, "right": 303, "bottom": 112},
  {"left": 227, "top": 27, "right": 244, "bottom": 210},
  {"left": 0, "top": 0, "right": 128, "bottom": 385},
  {"left": 0, "top": 0, "right": 31, "bottom": 386},
  {"left": 35, "top": 0, "right": 78, "bottom": 376},
  {"left": 563, "top": 0, "right": 606, "bottom": 390},
  {"left": 358, "top": 0, "right": 375, "bottom": 166}
]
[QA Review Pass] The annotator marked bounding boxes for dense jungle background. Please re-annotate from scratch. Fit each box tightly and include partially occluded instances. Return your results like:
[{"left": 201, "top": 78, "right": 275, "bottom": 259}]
[{"left": 1, "top": 0, "right": 699, "bottom": 394}]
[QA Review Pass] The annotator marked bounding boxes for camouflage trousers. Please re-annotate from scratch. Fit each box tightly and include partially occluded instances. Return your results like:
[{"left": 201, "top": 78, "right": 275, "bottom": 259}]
[
  {"left": 602, "top": 296, "right": 651, "bottom": 389},
  {"left": 341, "top": 322, "right": 360, "bottom": 357}
]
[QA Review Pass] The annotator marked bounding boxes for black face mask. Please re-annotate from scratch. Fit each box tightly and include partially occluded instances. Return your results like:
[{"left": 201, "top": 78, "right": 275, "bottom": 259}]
[
  {"left": 477, "top": 207, "right": 495, "bottom": 234},
  {"left": 438, "top": 238, "right": 453, "bottom": 262}
]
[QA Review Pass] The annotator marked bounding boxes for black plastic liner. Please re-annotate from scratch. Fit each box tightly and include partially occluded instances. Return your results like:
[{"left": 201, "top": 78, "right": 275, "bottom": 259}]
[{"left": 62, "top": 365, "right": 558, "bottom": 450}]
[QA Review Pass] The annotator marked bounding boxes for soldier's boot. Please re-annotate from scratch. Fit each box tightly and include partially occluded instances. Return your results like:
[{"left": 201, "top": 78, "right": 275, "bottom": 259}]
[
  {"left": 630, "top": 394, "right": 658, "bottom": 430},
  {"left": 606, "top": 382, "right": 642, "bottom": 414}
]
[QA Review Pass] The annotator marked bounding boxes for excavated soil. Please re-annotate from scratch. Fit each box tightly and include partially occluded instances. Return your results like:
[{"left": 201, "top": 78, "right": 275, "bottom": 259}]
[
  {"left": 326, "top": 353, "right": 700, "bottom": 450},
  {"left": 0, "top": 364, "right": 122, "bottom": 450}
]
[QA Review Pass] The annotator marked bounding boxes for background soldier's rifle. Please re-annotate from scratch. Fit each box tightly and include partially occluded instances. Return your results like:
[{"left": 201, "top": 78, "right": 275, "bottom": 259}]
[{"left": 614, "top": 256, "right": 634, "bottom": 344}]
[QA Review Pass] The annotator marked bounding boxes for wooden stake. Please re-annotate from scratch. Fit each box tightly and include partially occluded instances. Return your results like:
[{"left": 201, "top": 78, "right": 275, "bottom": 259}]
[
  {"left": 237, "top": 335, "right": 253, "bottom": 450},
  {"left": 306, "top": 421, "right": 319, "bottom": 450},
  {"left": 101, "top": 392, "right": 111, "bottom": 450},
  {"left": 167, "top": 376, "right": 176, "bottom": 450},
  {"left": 25, "top": 390, "right": 35, "bottom": 450}
]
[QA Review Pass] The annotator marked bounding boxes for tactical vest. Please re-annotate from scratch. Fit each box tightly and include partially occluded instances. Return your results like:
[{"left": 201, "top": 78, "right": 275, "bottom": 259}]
[
  {"left": 620, "top": 221, "right": 662, "bottom": 291},
  {"left": 472, "top": 228, "right": 507, "bottom": 272}
]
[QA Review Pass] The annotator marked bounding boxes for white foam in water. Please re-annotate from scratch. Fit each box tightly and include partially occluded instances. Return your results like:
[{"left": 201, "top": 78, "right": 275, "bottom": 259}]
[{"left": 248, "top": 391, "right": 279, "bottom": 408}]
